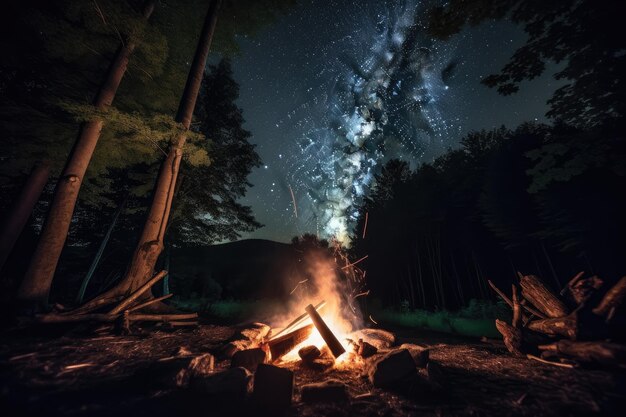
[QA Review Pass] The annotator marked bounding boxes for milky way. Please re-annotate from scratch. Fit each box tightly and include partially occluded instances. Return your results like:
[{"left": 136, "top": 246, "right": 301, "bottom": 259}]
[
  {"left": 274, "top": 0, "right": 457, "bottom": 243},
  {"left": 233, "top": 0, "right": 555, "bottom": 243}
]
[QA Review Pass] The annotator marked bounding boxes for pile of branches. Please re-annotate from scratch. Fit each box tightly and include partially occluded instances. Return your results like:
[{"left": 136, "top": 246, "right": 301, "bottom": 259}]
[
  {"left": 32, "top": 270, "right": 197, "bottom": 332},
  {"left": 489, "top": 273, "right": 626, "bottom": 369}
]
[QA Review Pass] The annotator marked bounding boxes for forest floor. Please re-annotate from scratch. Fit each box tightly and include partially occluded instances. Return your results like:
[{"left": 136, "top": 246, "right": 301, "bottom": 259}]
[{"left": 0, "top": 324, "right": 624, "bottom": 417}]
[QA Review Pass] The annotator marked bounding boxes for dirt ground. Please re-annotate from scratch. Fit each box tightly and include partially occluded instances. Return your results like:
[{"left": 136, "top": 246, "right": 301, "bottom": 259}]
[{"left": 0, "top": 324, "right": 624, "bottom": 417}]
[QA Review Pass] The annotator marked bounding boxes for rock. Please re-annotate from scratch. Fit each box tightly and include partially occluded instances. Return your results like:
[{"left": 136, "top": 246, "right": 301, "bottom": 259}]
[
  {"left": 176, "top": 353, "right": 216, "bottom": 387},
  {"left": 367, "top": 348, "right": 417, "bottom": 388},
  {"left": 220, "top": 322, "right": 271, "bottom": 358},
  {"left": 349, "top": 329, "right": 396, "bottom": 349},
  {"left": 189, "top": 367, "right": 252, "bottom": 398},
  {"left": 301, "top": 379, "right": 349, "bottom": 403},
  {"left": 253, "top": 363, "right": 294, "bottom": 410},
  {"left": 398, "top": 343, "right": 430, "bottom": 367},
  {"left": 358, "top": 340, "right": 378, "bottom": 358},
  {"left": 231, "top": 348, "right": 268, "bottom": 372},
  {"left": 299, "top": 345, "right": 322, "bottom": 363},
  {"left": 426, "top": 361, "right": 444, "bottom": 389},
  {"left": 135, "top": 357, "right": 191, "bottom": 388}
]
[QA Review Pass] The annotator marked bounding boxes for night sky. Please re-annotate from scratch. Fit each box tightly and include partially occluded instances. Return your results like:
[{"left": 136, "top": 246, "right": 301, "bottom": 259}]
[{"left": 228, "top": 0, "right": 563, "bottom": 243}]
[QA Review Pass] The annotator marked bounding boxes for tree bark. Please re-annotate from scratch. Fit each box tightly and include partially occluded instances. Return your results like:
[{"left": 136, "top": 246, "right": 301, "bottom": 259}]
[
  {"left": 119, "top": 0, "right": 221, "bottom": 291},
  {"left": 17, "top": 2, "right": 156, "bottom": 310},
  {"left": 0, "top": 161, "right": 50, "bottom": 272},
  {"left": 519, "top": 274, "right": 568, "bottom": 318},
  {"left": 527, "top": 314, "right": 578, "bottom": 339},
  {"left": 495, "top": 319, "right": 523, "bottom": 356}
]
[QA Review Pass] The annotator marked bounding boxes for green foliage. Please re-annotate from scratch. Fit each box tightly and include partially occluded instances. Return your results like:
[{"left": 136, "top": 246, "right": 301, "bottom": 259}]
[
  {"left": 168, "top": 58, "right": 262, "bottom": 245},
  {"left": 427, "top": 0, "right": 625, "bottom": 128}
]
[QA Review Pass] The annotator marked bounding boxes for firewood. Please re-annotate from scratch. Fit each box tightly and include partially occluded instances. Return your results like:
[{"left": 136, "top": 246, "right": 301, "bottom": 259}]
[
  {"left": 305, "top": 303, "right": 346, "bottom": 358},
  {"left": 539, "top": 340, "right": 626, "bottom": 368},
  {"left": 561, "top": 274, "right": 604, "bottom": 306},
  {"left": 267, "top": 324, "right": 314, "bottom": 361},
  {"left": 520, "top": 275, "right": 568, "bottom": 318},
  {"left": 269, "top": 300, "right": 325, "bottom": 340},
  {"left": 593, "top": 276, "right": 626, "bottom": 318},
  {"left": 495, "top": 319, "right": 523, "bottom": 356},
  {"left": 527, "top": 314, "right": 577, "bottom": 339}
]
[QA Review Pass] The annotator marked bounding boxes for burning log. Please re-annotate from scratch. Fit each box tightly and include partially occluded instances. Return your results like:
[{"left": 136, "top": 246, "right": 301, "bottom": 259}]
[
  {"left": 519, "top": 274, "right": 568, "bottom": 318},
  {"left": 267, "top": 324, "right": 314, "bottom": 361},
  {"left": 305, "top": 303, "right": 346, "bottom": 358},
  {"left": 270, "top": 300, "right": 326, "bottom": 340}
]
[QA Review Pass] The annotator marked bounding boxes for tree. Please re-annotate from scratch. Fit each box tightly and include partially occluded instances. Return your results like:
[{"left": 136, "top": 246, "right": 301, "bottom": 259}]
[
  {"left": 168, "top": 58, "right": 262, "bottom": 245},
  {"left": 427, "top": 0, "right": 625, "bottom": 128},
  {"left": 76, "top": 0, "right": 223, "bottom": 313},
  {"left": 17, "top": 0, "right": 158, "bottom": 310}
]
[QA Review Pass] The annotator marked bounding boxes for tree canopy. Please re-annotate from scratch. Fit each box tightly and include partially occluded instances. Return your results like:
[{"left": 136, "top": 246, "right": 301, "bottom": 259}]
[{"left": 427, "top": 0, "right": 625, "bottom": 128}]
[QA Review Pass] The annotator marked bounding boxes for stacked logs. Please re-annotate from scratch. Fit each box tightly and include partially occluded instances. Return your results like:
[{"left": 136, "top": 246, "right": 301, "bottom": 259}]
[{"left": 490, "top": 273, "right": 626, "bottom": 369}]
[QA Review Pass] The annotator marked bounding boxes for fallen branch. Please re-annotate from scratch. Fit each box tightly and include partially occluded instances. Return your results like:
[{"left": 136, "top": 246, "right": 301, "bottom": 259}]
[
  {"left": 127, "top": 293, "right": 173, "bottom": 313},
  {"left": 527, "top": 354, "right": 575, "bottom": 369},
  {"left": 127, "top": 313, "right": 198, "bottom": 322},
  {"left": 109, "top": 270, "right": 168, "bottom": 315}
]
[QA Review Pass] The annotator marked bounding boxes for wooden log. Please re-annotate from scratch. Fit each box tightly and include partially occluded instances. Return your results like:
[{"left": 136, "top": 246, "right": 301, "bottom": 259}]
[
  {"left": 109, "top": 270, "right": 168, "bottom": 315},
  {"left": 520, "top": 275, "right": 568, "bottom": 318},
  {"left": 495, "top": 319, "right": 523, "bottom": 356},
  {"left": 36, "top": 313, "right": 115, "bottom": 323},
  {"left": 593, "top": 276, "right": 626, "bottom": 317},
  {"left": 269, "top": 300, "right": 326, "bottom": 341},
  {"left": 127, "top": 313, "right": 198, "bottom": 322},
  {"left": 539, "top": 340, "right": 626, "bottom": 368},
  {"left": 267, "top": 324, "right": 314, "bottom": 361},
  {"left": 305, "top": 304, "right": 346, "bottom": 358},
  {"left": 560, "top": 272, "right": 603, "bottom": 306},
  {"left": 527, "top": 314, "right": 577, "bottom": 339}
]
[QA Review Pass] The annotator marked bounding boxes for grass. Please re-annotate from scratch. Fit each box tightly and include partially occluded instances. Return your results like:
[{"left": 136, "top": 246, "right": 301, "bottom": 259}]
[{"left": 372, "top": 299, "right": 509, "bottom": 338}]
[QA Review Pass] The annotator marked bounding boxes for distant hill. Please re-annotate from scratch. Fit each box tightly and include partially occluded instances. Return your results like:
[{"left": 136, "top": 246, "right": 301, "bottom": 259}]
[{"left": 171, "top": 239, "right": 301, "bottom": 300}]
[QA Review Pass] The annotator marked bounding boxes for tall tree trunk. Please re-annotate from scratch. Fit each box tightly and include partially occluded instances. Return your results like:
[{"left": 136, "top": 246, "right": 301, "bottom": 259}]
[
  {"left": 17, "top": 2, "right": 156, "bottom": 310},
  {"left": 0, "top": 161, "right": 50, "bottom": 272},
  {"left": 76, "top": 0, "right": 222, "bottom": 312}
]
